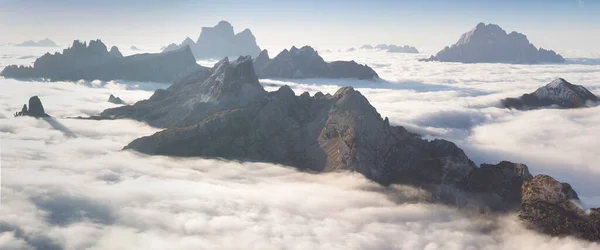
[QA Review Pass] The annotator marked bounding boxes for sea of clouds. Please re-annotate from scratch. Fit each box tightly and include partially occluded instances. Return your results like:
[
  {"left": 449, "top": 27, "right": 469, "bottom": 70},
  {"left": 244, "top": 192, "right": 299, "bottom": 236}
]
[{"left": 1, "top": 45, "right": 600, "bottom": 249}]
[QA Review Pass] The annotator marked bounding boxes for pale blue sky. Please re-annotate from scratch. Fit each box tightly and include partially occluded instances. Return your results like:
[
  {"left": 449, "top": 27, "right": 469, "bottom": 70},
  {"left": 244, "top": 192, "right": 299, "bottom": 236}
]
[{"left": 1, "top": 0, "right": 599, "bottom": 56}]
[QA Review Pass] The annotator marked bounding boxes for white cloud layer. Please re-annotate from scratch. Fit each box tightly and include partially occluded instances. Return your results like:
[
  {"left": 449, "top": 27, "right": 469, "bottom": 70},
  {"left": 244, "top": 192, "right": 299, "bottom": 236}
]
[{"left": 1, "top": 47, "right": 600, "bottom": 249}]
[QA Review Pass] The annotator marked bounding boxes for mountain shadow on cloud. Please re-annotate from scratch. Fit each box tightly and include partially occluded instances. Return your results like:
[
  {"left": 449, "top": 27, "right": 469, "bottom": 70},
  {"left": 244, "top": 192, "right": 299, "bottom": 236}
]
[
  {"left": 30, "top": 192, "right": 115, "bottom": 226},
  {"left": 0, "top": 222, "right": 63, "bottom": 250}
]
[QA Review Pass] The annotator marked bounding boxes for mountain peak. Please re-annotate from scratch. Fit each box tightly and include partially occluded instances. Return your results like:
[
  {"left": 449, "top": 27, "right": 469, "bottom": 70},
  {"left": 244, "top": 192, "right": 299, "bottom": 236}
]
[
  {"left": 426, "top": 23, "right": 564, "bottom": 64},
  {"left": 547, "top": 78, "right": 570, "bottom": 88},
  {"left": 503, "top": 78, "right": 598, "bottom": 109}
]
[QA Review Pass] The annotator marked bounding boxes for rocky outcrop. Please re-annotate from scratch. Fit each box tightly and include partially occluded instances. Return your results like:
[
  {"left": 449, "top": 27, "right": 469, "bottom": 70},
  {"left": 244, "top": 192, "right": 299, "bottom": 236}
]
[
  {"left": 130, "top": 46, "right": 140, "bottom": 51},
  {"left": 502, "top": 78, "right": 598, "bottom": 109},
  {"left": 1, "top": 40, "right": 200, "bottom": 83},
  {"left": 102, "top": 56, "right": 473, "bottom": 186},
  {"left": 108, "top": 94, "right": 125, "bottom": 105},
  {"left": 519, "top": 175, "right": 600, "bottom": 241},
  {"left": 162, "top": 21, "right": 261, "bottom": 59},
  {"left": 100, "top": 56, "right": 265, "bottom": 128},
  {"left": 460, "top": 161, "right": 533, "bottom": 210},
  {"left": 125, "top": 85, "right": 475, "bottom": 186},
  {"left": 254, "top": 46, "right": 379, "bottom": 79},
  {"left": 16, "top": 38, "right": 59, "bottom": 47},
  {"left": 424, "top": 23, "right": 565, "bottom": 63},
  {"left": 14, "top": 96, "right": 50, "bottom": 118}
]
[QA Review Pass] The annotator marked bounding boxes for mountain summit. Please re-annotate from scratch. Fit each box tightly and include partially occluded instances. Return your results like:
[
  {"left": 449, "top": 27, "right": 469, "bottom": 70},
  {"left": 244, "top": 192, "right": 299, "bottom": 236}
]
[
  {"left": 163, "top": 21, "right": 261, "bottom": 59},
  {"left": 502, "top": 78, "right": 598, "bottom": 109},
  {"left": 424, "top": 23, "right": 565, "bottom": 64}
]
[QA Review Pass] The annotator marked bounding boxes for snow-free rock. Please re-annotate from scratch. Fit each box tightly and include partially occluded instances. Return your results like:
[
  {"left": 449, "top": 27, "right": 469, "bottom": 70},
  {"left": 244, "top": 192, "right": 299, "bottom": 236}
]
[
  {"left": 424, "top": 23, "right": 565, "bottom": 63},
  {"left": 162, "top": 21, "right": 261, "bottom": 59},
  {"left": 1, "top": 39, "right": 200, "bottom": 83},
  {"left": 254, "top": 46, "right": 378, "bottom": 79}
]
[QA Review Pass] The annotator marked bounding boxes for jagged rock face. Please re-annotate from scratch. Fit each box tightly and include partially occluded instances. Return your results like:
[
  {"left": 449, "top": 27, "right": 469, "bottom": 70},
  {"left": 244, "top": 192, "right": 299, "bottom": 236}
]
[
  {"left": 162, "top": 21, "right": 261, "bottom": 59},
  {"left": 100, "top": 56, "right": 265, "bottom": 128},
  {"left": 108, "top": 94, "right": 125, "bottom": 105},
  {"left": 1, "top": 40, "right": 200, "bottom": 83},
  {"left": 502, "top": 78, "right": 598, "bottom": 109},
  {"left": 162, "top": 43, "right": 180, "bottom": 53},
  {"left": 254, "top": 46, "right": 379, "bottom": 79},
  {"left": 460, "top": 161, "right": 533, "bottom": 210},
  {"left": 253, "top": 50, "right": 270, "bottom": 71},
  {"left": 518, "top": 175, "right": 600, "bottom": 241},
  {"left": 181, "top": 37, "right": 195, "bottom": 48},
  {"left": 424, "top": 23, "right": 565, "bottom": 64},
  {"left": 124, "top": 84, "right": 475, "bottom": 186}
]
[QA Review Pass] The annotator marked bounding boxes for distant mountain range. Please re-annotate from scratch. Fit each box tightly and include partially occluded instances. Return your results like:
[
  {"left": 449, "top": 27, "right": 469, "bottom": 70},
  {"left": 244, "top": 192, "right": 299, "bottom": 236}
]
[
  {"left": 360, "top": 44, "right": 419, "bottom": 53},
  {"left": 1, "top": 40, "right": 200, "bottom": 83},
  {"left": 16, "top": 38, "right": 59, "bottom": 47}
]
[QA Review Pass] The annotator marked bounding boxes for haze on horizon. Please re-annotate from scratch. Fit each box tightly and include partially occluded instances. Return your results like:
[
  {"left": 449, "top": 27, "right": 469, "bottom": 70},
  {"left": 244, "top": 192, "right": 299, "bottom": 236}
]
[{"left": 1, "top": 0, "right": 600, "bottom": 56}]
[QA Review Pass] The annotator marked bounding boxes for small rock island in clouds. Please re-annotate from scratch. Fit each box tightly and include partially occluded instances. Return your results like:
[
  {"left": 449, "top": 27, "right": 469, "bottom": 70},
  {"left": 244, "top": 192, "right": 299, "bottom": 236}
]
[{"left": 502, "top": 78, "right": 598, "bottom": 109}]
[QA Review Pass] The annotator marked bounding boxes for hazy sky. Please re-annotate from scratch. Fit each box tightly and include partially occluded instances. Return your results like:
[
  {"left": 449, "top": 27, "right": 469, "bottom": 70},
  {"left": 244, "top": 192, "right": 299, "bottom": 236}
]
[{"left": 1, "top": 0, "right": 599, "bottom": 55}]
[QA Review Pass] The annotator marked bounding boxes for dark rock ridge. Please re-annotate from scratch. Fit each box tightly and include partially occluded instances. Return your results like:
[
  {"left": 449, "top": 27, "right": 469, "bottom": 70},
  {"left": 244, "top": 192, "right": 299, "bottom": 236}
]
[
  {"left": 502, "top": 78, "right": 598, "bottom": 109},
  {"left": 519, "top": 175, "right": 600, "bottom": 241},
  {"left": 14, "top": 96, "right": 49, "bottom": 118},
  {"left": 459, "top": 161, "right": 533, "bottom": 210},
  {"left": 100, "top": 56, "right": 264, "bottom": 128},
  {"left": 130, "top": 46, "right": 140, "bottom": 51},
  {"left": 124, "top": 88, "right": 476, "bottom": 186},
  {"left": 1, "top": 40, "right": 200, "bottom": 83},
  {"left": 108, "top": 94, "right": 125, "bottom": 105},
  {"left": 423, "top": 23, "right": 565, "bottom": 63},
  {"left": 96, "top": 57, "right": 598, "bottom": 241},
  {"left": 253, "top": 46, "right": 379, "bottom": 79},
  {"left": 361, "top": 44, "right": 419, "bottom": 53},
  {"left": 16, "top": 38, "right": 59, "bottom": 47},
  {"left": 162, "top": 21, "right": 261, "bottom": 59}
]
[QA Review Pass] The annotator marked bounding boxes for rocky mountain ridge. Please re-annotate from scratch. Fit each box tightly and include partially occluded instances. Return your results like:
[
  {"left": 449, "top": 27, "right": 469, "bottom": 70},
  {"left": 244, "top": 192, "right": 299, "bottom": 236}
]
[
  {"left": 254, "top": 46, "right": 379, "bottom": 79},
  {"left": 1, "top": 39, "right": 201, "bottom": 83}
]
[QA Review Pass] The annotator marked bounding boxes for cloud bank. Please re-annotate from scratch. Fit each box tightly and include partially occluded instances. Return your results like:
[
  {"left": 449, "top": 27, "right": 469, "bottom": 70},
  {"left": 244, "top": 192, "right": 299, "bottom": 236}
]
[{"left": 1, "top": 49, "right": 600, "bottom": 249}]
